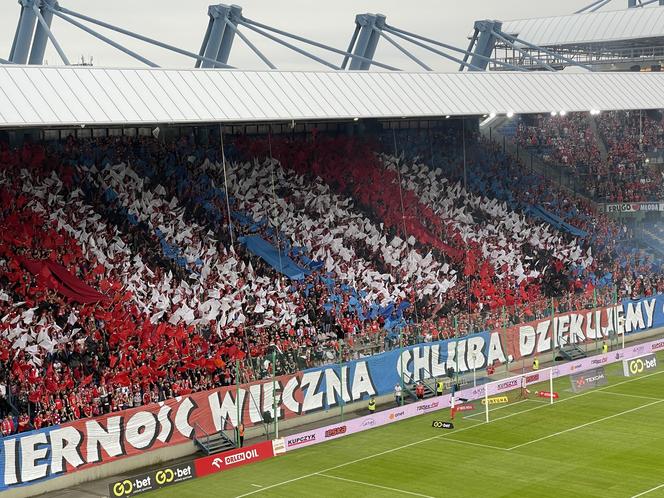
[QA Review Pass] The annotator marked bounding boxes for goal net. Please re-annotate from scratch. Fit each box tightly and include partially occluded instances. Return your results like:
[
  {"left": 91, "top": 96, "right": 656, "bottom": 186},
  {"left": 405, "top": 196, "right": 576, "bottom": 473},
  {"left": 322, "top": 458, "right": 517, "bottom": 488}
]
[{"left": 455, "top": 368, "right": 556, "bottom": 423}]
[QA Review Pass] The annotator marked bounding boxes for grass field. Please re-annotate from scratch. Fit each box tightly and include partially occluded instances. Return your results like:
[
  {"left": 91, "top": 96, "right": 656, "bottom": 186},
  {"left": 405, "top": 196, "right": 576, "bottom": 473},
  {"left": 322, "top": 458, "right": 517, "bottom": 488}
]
[{"left": 152, "top": 352, "right": 664, "bottom": 498}]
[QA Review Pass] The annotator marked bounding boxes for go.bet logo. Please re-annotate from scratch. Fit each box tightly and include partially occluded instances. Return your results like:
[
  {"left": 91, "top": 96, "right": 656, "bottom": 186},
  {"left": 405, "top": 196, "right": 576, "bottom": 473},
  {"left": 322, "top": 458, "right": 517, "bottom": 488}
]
[
  {"left": 111, "top": 476, "right": 152, "bottom": 496},
  {"left": 628, "top": 355, "right": 657, "bottom": 375},
  {"left": 112, "top": 480, "right": 133, "bottom": 496},
  {"left": 155, "top": 469, "right": 174, "bottom": 485}
]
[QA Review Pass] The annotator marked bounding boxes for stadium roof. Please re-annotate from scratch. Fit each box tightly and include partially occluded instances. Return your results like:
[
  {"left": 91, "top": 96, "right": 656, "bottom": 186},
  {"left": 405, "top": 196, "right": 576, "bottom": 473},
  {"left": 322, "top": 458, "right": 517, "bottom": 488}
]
[
  {"left": 501, "top": 7, "right": 664, "bottom": 49},
  {"left": 2, "top": 66, "right": 664, "bottom": 128}
]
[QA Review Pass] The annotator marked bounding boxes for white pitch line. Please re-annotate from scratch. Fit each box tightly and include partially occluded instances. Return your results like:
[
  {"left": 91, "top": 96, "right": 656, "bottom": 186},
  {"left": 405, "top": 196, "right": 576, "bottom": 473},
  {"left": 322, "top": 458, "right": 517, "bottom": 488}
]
[
  {"left": 593, "top": 391, "right": 663, "bottom": 401},
  {"left": 234, "top": 369, "right": 664, "bottom": 498},
  {"left": 631, "top": 482, "right": 664, "bottom": 498},
  {"left": 250, "top": 484, "right": 263, "bottom": 488},
  {"left": 507, "top": 399, "right": 664, "bottom": 451},
  {"left": 316, "top": 473, "right": 436, "bottom": 498}
]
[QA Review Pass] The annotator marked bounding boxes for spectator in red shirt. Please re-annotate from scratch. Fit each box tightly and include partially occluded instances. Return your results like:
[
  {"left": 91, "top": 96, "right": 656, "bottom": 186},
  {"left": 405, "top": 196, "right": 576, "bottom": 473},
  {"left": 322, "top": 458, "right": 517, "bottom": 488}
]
[{"left": 415, "top": 381, "right": 425, "bottom": 400}]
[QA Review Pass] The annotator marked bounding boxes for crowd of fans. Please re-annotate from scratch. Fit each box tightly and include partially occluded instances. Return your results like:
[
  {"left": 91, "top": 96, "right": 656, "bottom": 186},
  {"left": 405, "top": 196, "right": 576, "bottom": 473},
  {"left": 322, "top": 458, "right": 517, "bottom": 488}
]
[
  {"left": 516, "top": 111, "right": 664, "bottom": 202},
  {"left": 0, "top": 122, "right": 662, "bottom": 434}
]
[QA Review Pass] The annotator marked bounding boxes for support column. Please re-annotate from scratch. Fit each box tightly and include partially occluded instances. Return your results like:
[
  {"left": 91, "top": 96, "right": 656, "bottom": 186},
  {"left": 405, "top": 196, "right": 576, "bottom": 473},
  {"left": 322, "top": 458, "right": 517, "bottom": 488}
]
[
  {"left": 469, "top": 20, "right": 501, "bottom": 71},
  {"left": 201, "top": 5, "right": 229, "bottom": 68},
  {"left": 349, "top": 13, "right": 385, "bottom": 70},
  {"left": 199, "top": 4, "right": 241, "bottom": 68},
  {"left": 29, "top": 0, "right": 55, "bottom": 65},
  {"left": 216, "top": 4, "right": 242, "bottom": 65},
  {"left": 10, "top": 0, "right": 38, "bottom": 64}
]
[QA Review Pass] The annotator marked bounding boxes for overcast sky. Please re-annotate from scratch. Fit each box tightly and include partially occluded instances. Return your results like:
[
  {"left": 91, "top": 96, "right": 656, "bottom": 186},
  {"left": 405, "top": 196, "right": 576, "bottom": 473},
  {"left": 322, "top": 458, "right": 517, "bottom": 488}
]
[{"left": 0, "top": 0, "right": 639, "bottom": 70}]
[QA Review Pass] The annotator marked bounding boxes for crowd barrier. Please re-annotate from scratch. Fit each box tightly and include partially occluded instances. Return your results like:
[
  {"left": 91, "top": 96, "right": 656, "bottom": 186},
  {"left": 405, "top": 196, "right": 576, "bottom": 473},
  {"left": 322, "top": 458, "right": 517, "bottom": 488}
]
[{"left": 1, "top": 293, "right": 662, "bottom": 492}]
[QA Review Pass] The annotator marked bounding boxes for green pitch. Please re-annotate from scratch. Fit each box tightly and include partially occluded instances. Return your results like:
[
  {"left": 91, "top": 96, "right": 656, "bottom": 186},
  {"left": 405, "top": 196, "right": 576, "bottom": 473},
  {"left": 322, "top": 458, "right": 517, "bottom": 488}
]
[{"left": 152, "top": 352, "right": 664, "bottom": 498}]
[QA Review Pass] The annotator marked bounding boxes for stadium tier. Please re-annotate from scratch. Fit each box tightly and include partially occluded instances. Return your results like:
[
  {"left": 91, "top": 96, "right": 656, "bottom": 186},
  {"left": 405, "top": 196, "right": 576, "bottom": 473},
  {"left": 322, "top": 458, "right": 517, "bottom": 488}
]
[{"left": 0, "top": 125, "right": 661, "bottom": 436}]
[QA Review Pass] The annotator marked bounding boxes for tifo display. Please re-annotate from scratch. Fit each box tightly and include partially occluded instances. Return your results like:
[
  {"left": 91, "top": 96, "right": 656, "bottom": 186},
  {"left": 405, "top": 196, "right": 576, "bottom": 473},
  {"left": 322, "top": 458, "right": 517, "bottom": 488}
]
[{"left": 1, "top": 115, "right": 664, "bottom": 495}]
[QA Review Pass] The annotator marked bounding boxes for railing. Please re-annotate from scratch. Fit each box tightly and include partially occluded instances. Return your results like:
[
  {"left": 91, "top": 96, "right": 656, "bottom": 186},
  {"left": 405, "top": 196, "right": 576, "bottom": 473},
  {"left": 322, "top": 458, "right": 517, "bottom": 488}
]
[{"left": 193, "top": 422, "right": 211, "bottom": 451}]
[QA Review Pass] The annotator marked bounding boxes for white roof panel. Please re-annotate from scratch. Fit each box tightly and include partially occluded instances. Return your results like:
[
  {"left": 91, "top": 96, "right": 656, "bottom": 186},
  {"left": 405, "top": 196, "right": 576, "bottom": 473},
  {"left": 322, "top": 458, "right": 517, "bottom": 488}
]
[
  {"left": 502, "top": 7, "right": 664, "bottom": 47},
  {"left": 3, "top": 66, "right": 664, "bottom": 128}
]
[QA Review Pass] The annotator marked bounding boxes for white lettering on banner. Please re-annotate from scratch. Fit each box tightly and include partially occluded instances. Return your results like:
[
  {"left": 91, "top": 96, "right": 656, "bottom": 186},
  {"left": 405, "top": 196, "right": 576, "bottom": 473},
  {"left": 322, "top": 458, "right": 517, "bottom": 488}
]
[
  {"left": 324, "top": 366, "right": 351, "bottom": 407},
  {"left": 174, "top": 398, "right": 195, "bottom": 439},
  {"left": 412, "top": 346, "right": 430, "bottom": 382},
  {"left": 125, "top": 412, "right": 157, "bottom": 450},
  {"left": 430, "top": 345, "right": 447, "bottom": 377},
  {"left": 20, "top": 433, "right": 49, "bottom": 482},
  {"left": 156, "top": 405, "right": 172, "bottom": 443},
  {"left": 584, "top": 311, "right": 599, "bottom": 339},
  {"left": 557, "top": 315, "right": 570, "bottom": 346},
  {"left": 625, "top": 302, "right": 646, "bottom": 333},
  {"left": 350, "top": 362, "right": 375, "bottom": 400},
  {"left": 569, "top": 314, "right": 585, "bottom": 344},
  {"left": 536, "top": 320, "right": 551, "bottom": 353},
  {"left": 644, "top": 299, "right": 655, "bottom": 329},
  {"left": 400, "top": 350, "right": 412, "bottom": 383},
  {"left": 519, "top": 324, "right": 536, "bottom": 358},
  {"left": 50, "top": 427, "right": 83, "bottom": 474},
  {"left": 282, "top": 377, "right": 299, "bottom": 413},
  {"left": 86, "top": 417, "right": 123, "bottom": 464},
  {"left": 209, "top": 389, "right": 245, "bottom": 431},
  {"left": 4, "top": 438, "right": 17, "bottom": 485},
  {"left": 447, "top": 339, "right": 468, "bottom": 372},
  {"left": 300, "top": 371, "right": 324, "bottom": 412},
  {"left": 467, "top": 336, "right": 486, "bottom": 369},
  {"left": 261, "top": 381, "right": 282, "bottom": 421},
  {"left": 487, "top": 332, "right": 506, "bottom": 365},
  {"left": 249, "top": 383, "right": 264, "bottom": 424}
]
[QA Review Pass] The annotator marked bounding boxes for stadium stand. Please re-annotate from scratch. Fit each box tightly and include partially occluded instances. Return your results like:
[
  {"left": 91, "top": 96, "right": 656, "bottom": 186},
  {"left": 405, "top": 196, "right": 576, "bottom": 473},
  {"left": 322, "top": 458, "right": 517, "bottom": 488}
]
[
  {"left": 0, "top": 125, "right": 662, "bottom": 434},
  {"left": 516, "top": 111, "right": 664, "bottom": 202}
]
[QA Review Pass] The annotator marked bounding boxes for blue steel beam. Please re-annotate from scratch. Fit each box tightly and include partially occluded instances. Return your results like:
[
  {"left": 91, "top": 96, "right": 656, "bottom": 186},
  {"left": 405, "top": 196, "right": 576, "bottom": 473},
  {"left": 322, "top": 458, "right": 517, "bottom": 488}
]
[
  {"left": 49, "top": 4, "right": 232, "bottom": 68},
  {"left": 224, "top": 19, "right": 276, "bottom": 69},
  {"left": 381, "top": 26, "right": 483, "bottom": 71},
  {"left": 469, "top": 20, "right": 500, "bottom": 71},
  {"left": 349, "top": 13, "right": 385, "bottom": 70},
  {"left": 11, "top": 0, "right": 38, "bottom": 64},
  {"left": 48, "top": 8, "right": 159, "bottom": 67},
  {"left": 497, "top": 30, "right": 595, "bottom": 71},
  {"left": 201, "top": 5, "right": 227, "bottom": 68},
  {"left": 216, "top": 4, "right": 242, "bottom": 65},
  {"left": 377, "top": 30, "right": 432, "bottom": 71},
  {"left": 28, "top": 0, "right": 55, "bottom": 64},
  {"left": 196, "top": 14, "right": 214, "bottom": 68},
  {"left": 236, "top": 19, "right": 340, "bottom": 70},
  {"left": 31, "top": 2, "right": 69, "bottom": 65},
  {"left": 239, "top": 15, "right": 399, "bottom": 71},
  {"left": 490, "top": 29, "right": 555, "bottom": 71},
  {"left": 341, "top": 23, "right": 360, "bottom": 69},
  {"left": 575, "top": 0, "right": 610, "bottom": 13},
  {"left": 384, "top": 23, "right": 524, "bottom": 71}
]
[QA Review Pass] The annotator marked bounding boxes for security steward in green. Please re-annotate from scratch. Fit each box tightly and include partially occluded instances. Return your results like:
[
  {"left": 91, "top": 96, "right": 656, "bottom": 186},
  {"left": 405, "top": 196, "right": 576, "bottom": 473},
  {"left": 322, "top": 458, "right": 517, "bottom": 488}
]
[
  {"left": 436, "top": 379, "right": 444, "bottom": 397},
  {"left": 533, "top": 357, "right": 540, "bottom": 371},
  {"left": 368, "top": 396, "right": 376, "bottom": 414}
]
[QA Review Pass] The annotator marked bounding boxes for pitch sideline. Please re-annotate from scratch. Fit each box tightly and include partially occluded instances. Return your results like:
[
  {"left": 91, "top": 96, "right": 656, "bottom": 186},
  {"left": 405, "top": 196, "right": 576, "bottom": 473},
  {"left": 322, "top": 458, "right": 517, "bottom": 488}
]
[{"left": 234, "top": 369, "right": 664, "bottom": 497}]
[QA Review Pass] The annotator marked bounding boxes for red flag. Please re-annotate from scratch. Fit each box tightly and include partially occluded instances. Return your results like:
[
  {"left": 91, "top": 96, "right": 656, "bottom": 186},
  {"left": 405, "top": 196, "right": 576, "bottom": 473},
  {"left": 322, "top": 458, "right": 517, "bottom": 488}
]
[{"left": 112, "top": 372, "right": 131, "bottom": 386}]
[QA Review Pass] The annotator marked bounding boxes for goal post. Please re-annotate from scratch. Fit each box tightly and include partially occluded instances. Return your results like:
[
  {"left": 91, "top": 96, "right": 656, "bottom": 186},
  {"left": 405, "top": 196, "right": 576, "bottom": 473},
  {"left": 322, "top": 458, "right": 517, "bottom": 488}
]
[{"left": 481, "top": 367, "right": 555, "bottom": 423}]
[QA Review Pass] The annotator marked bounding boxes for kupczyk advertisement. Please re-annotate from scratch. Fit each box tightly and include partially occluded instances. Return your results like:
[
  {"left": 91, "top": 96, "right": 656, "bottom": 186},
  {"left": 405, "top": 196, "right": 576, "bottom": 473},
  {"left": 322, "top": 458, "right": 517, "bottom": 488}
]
[
  {"left": 3, "top": 295, "right": 664, "bottom": 492},
  {"left": 194, "top": 441, "right": 275, "bottom": 477}
]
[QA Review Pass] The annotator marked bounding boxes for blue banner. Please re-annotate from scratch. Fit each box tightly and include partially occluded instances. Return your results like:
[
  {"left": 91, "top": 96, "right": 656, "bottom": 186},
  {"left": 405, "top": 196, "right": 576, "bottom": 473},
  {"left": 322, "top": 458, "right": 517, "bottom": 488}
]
[
  {"left": 299, "top": 332, "right": 492, "bottom": 409},
  {"left": 239, "top": 235, "right": 310, "bottom": 280}
]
